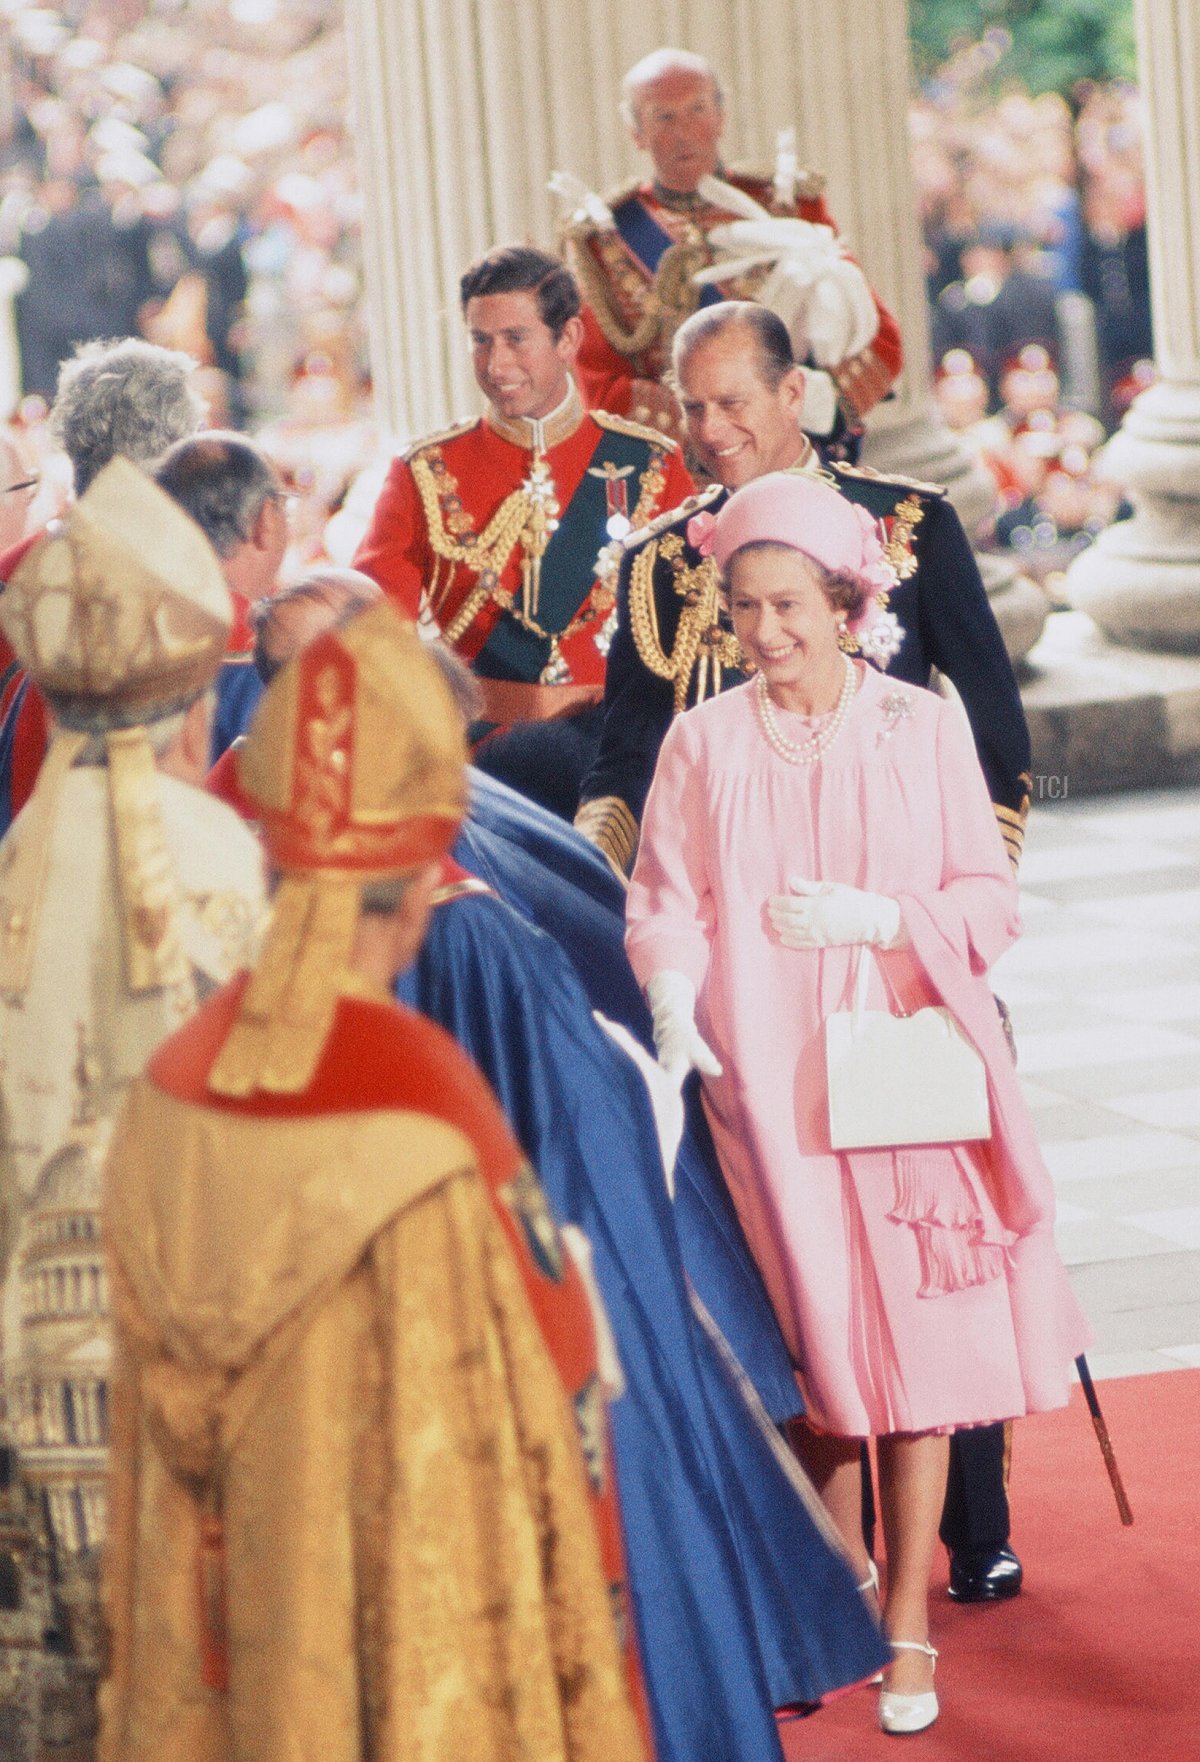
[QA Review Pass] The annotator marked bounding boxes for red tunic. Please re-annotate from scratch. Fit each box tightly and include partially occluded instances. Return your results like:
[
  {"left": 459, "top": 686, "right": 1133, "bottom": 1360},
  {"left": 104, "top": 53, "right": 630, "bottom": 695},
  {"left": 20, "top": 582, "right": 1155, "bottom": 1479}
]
[{"left": 355, "top": 407, "right": 692, "bottom": 698}]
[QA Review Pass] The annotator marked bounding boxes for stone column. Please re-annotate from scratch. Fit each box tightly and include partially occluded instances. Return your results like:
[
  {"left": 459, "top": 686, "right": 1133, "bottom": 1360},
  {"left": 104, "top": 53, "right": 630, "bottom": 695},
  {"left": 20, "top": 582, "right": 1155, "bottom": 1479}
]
[{"left": 1064, "top": 0, "right": 1200, "bottom": 651}]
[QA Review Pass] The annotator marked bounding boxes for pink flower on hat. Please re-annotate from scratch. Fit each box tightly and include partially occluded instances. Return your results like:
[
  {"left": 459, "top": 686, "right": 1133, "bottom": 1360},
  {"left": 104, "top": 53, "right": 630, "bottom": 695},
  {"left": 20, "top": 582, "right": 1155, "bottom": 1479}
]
[
  {"left": 848, "top": 505, "right": 896, "bottom": 614},
  {"left": 687, "top": 509, "right": 718, "bottom": 557}
]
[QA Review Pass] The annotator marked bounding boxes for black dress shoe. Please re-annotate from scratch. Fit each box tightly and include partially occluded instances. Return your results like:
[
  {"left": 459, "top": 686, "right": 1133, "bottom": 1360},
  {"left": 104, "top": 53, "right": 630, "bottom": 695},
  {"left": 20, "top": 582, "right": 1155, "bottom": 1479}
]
[{"left": 947, "top": 1544, "right": 1023, "bottom": 1603}]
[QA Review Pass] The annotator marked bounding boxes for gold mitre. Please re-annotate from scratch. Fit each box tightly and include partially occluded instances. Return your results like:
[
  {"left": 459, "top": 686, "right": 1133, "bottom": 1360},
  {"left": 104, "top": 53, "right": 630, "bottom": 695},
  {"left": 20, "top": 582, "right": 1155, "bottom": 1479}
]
[
  {"left": 235, "top": 598, "right": 468, "bottom": 877},
  {"left": 209, "top": 602, "right": 468, "bottom": 1098},
  {"left": 1, "top": 456, "right": 231, "bottom": 730}
]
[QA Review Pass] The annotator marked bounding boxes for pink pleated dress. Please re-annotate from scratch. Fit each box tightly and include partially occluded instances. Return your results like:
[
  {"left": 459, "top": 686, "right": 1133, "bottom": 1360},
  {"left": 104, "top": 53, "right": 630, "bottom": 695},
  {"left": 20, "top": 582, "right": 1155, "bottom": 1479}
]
[{"left": 626, "top": 666, "right": 1090, "bottom": 1438}]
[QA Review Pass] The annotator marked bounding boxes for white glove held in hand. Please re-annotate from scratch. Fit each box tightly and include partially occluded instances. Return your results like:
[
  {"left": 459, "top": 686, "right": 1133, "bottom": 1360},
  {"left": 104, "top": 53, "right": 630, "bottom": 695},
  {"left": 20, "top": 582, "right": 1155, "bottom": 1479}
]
[
  {"left": 645, "top": 970, "right": 723, "bottom": 1086},
  {"left": 767, "top": 877, "right": 906, "bottom": 949}
]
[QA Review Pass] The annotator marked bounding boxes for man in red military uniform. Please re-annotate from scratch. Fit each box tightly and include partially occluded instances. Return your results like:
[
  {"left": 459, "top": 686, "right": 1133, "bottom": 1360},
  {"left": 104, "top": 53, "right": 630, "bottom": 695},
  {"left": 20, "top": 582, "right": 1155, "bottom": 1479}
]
[
  {"left": 556, "top": 47, "right": 903, "bottom": 454},
  {"left": 354, "top": 245, "right": 693, "bottom": 819}
]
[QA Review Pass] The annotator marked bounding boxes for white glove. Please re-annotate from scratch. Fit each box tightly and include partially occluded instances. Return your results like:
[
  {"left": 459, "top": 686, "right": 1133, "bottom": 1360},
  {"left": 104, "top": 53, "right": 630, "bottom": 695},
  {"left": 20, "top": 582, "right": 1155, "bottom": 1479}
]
[
  {"left": 767, "top": 878, "right": 906, "bottom": 949},
  {"left": 797, "top": 366, "right": 838, "bottom": 437},
  {"left": 696, "top": 218, "right": 878, "bottom": 371},
  {"left": 645, "top": 970, "right": 723, "bottom": 1087},
  {"left": 802, "top": 256, "right": 879, "bottom": 367}
]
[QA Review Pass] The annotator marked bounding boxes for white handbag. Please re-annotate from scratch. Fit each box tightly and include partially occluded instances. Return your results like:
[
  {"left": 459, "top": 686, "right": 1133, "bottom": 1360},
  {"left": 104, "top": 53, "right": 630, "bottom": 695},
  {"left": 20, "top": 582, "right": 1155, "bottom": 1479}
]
[{"left": 825, "top": 947, "right": 991, "bottom": 1151}]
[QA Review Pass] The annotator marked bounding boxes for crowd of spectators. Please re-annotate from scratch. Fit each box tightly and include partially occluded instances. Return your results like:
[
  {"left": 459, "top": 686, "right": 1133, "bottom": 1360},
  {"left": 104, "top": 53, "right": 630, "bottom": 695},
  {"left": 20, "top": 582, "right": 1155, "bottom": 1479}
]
[
  {"left": 912, "top": 31, "right": 1151, "bottom": 591},
  {"left": 0, "top": 0, "right": 375, "bottom": 568},
  {"left": 0, "top": 9, "right": 1156, "bottom": 594}
]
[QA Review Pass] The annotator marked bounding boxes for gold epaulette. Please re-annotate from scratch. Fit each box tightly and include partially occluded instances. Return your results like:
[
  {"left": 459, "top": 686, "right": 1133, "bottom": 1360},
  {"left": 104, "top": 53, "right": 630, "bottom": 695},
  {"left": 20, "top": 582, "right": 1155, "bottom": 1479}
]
[
  {"left": 592, "top": 408, "right": 682, "bottom": 450},
  {"left": 401, "top": 417, "right": 479, "bottom": 463},
  {"left": 622, "top": 483, "right": 723, "bottom": 554},
  {"left": 831, "top": 459, "right": 947, "bottom": 497},
  {"left": 729, "top": 161, "right": 827, "bottom": 201},
  {"left": 560, "top": 180, "right": 643, "bottom": 245},
  {"left": 574, "top": 794, "right": 638, "bottom": 879}
]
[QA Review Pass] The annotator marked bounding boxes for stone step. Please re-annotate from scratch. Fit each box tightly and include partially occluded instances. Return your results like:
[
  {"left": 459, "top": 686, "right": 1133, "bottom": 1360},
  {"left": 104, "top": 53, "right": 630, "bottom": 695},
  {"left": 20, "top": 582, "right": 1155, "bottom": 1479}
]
[{"left": 1019, "top": 611, "right": 1200, "bottom": 796}]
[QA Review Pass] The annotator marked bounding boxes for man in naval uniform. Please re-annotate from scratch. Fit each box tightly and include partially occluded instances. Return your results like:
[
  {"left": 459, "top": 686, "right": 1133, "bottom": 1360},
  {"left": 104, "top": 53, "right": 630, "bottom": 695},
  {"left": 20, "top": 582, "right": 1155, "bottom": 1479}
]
[
  {"left": 576, "top": 299, "right": 1031, "bottom": 1608},
  {"left": 556, "top": 47, "right": 903, "bottom": 453},
  {"left": 354, "top": 245, "right": 693, "bottom": 821}
]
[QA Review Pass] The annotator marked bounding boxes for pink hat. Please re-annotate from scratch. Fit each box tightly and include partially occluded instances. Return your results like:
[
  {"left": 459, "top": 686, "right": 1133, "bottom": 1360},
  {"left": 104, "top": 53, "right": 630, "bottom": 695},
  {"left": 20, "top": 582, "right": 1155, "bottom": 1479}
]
[{"left": 697, "top": 471, "right": 904, "bottom": 666}]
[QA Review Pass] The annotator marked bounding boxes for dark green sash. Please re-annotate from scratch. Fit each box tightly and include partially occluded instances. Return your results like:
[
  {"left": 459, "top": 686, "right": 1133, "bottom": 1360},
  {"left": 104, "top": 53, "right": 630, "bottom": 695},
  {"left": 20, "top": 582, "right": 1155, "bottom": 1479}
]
[{"left": 477, "top": 428, "right": 655, "bottom": 683}]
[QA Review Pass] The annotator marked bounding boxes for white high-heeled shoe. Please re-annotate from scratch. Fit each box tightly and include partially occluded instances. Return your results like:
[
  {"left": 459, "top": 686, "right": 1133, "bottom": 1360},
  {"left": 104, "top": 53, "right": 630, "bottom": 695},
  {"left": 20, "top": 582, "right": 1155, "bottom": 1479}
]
[{"left": 878, "top": 1638, "right": 939, "bottom": 1735}]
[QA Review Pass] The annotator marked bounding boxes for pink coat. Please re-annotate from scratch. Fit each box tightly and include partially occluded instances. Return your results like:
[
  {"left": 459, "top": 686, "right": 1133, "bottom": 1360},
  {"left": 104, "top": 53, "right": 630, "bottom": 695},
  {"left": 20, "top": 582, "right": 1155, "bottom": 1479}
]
[{"left": 626, "top": 667, "right": 1090, "bottom": 1436}]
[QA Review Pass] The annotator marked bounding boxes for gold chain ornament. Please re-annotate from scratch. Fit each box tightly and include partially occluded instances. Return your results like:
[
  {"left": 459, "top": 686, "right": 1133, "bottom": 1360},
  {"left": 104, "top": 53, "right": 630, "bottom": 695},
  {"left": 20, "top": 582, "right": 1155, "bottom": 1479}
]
[{"left": 413, "top": 440, "right": 669, "bottom": 662}]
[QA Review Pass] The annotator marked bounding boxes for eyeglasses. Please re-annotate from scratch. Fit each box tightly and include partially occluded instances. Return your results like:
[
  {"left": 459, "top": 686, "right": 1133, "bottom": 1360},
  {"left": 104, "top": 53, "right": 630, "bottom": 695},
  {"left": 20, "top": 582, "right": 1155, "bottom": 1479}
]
[{"left": 3, "top": 477, "right": 38, "bottom": 496}]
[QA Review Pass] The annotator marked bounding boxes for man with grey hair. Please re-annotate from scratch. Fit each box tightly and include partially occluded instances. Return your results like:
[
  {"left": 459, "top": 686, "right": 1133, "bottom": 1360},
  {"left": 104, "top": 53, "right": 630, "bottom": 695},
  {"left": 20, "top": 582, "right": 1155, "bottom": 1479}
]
[
  {"left": 154, "top": 430, "right": 289, "bottom": 758},
  {"left": 206, "top": 566, "right": 385, "bottom": 815},
  {"left": 249, "top": 566, "right": 383, "bottom": 685},
  {"left": 49, "top": 336, "right": 206, "bottom": 497},
  {"left": 557, "top": 46, "right": 902, "bottom": 452}
]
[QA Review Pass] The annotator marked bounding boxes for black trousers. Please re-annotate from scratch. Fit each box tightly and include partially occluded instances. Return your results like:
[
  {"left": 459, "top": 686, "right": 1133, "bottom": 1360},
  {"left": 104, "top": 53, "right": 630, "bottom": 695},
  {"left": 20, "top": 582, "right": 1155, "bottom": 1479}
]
[
  {"left": 471, "top": 703, "right": 605, "bottom": 823},
  {"left": 861, "top": 1420, "right": 1011, "bottom": 1556}
]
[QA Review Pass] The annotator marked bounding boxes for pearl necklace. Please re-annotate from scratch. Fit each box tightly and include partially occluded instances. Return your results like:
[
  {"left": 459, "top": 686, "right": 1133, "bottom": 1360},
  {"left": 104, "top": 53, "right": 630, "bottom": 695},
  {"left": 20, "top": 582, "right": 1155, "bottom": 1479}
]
[{"left": 755, "top": 655, "right": 857, "bottom": 766}]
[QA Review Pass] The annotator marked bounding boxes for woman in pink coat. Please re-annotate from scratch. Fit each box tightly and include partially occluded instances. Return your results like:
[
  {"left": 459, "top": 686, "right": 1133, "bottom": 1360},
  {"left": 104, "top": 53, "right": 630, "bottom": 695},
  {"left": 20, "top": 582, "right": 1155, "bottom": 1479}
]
[{"left": 625, "top": 472, "right": 1089, "bottom": 1737}]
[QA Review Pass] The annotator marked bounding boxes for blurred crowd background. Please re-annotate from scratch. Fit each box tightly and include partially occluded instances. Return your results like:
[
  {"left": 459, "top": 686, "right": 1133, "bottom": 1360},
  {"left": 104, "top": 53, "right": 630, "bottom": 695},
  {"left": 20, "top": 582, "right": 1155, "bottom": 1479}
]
[{"left": 0, "top": 0, "right": 1150, "bottom": 606}]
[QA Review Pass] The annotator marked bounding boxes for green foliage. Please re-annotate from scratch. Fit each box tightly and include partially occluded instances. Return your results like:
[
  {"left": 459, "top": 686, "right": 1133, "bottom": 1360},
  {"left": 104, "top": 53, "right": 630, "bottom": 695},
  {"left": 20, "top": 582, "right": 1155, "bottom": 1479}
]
[{"left": 910, "top": 0, "right": 1138, "bottom": 95}]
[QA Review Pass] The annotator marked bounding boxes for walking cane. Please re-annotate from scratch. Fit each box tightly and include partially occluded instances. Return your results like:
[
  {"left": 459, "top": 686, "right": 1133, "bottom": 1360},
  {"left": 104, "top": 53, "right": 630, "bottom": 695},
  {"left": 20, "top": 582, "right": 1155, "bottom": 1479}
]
[{"left": 1075, "top": 1354, "right": 1133, "bottom": 1525}]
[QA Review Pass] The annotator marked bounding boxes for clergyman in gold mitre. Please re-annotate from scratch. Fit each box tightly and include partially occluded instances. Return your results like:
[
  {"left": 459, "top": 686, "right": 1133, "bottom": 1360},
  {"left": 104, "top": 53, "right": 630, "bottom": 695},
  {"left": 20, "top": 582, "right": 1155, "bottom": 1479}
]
[
  {"left": 98, "top": 603, "right": 646, "bottom": 1761},
  {"left": 1, "top": 455, "right": 235, "bottom": 997},
  {"left": 0, "top": 457, "right": 267, "bottom": 1212},
  {"left": 210, "top": 597, "right": 469, "bottom": 1095},
  {"left": 0, "top": 458, "right": 268, "bottom": 1755}
]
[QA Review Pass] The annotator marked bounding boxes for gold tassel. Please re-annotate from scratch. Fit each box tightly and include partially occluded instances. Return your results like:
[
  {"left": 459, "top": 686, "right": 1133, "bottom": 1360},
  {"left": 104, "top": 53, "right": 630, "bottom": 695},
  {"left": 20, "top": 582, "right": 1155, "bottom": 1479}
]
[
  {"left": 209, "top": 874, "right": 360, "bottom": 1096},
  {"left": 106, "top": 728, "right": 194, "bottom": 996}
]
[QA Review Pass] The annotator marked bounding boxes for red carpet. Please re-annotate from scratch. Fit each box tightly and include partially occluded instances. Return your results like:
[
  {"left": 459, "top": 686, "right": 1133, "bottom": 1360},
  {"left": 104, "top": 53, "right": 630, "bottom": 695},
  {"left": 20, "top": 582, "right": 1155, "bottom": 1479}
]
[{"left": 781, "top": 1370, "right": 1199, "bottom": 1762}]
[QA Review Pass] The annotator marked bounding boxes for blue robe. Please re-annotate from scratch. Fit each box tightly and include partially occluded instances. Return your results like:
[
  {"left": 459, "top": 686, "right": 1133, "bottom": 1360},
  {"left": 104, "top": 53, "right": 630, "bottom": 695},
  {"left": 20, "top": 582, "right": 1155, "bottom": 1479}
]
[
  {"left": 462, "top": 770, "right": 803, "bottom": 1421},
  {"left": 397, "top": 883, "right": 885, "bottom": 1762}
]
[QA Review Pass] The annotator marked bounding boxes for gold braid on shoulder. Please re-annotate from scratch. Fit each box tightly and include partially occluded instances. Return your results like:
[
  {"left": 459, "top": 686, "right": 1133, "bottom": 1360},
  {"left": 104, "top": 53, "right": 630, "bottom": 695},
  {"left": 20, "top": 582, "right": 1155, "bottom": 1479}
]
[
  {"left": 410, "top": 450, "right": 533, "bottom": 645},
  {"left": 628, "top": 543, "right": 739, "bottom": 713},
  {"left": 570, "top": 228, "right": 709, "bottom": 360},
  {"left": 883, "top": 495, "right": 925, "bottom": 582},
  {"left": 411, "top": 451, "right": 532, "bottom": 572}
]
